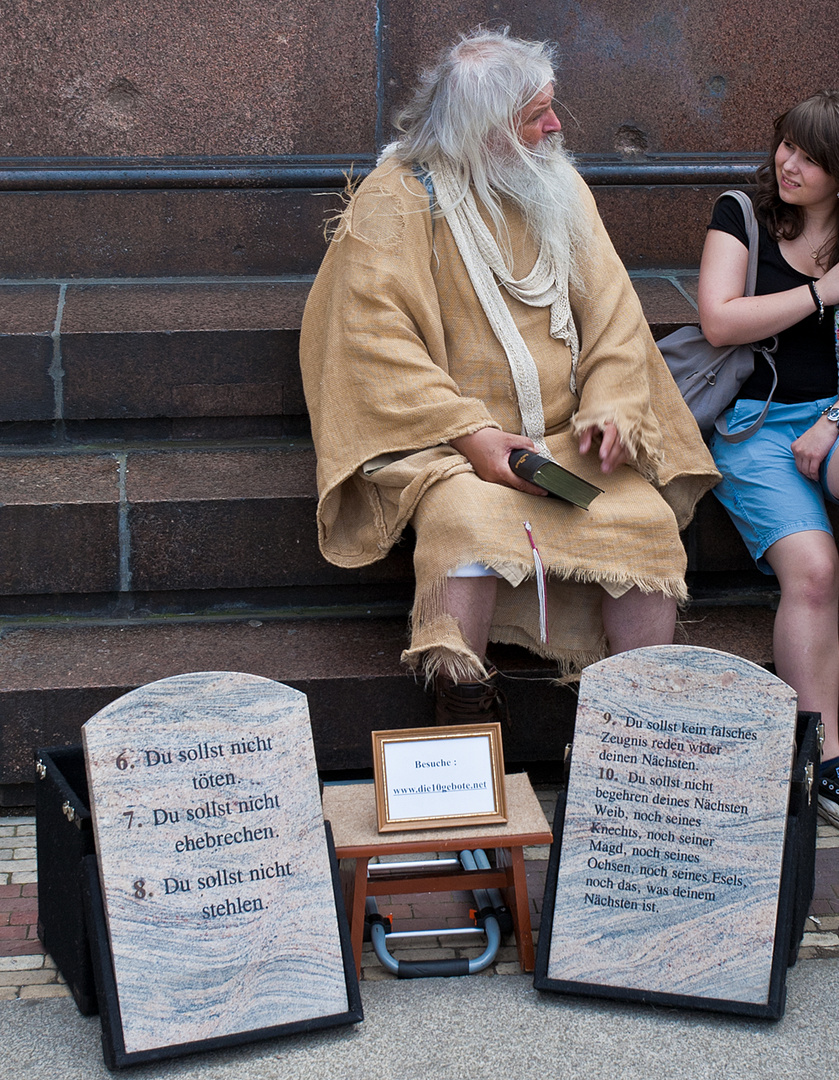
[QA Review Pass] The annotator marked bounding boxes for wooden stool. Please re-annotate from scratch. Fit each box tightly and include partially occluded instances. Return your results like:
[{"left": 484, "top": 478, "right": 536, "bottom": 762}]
[{"left": 322, "top": 772, "right": 553, "bottom": 976}]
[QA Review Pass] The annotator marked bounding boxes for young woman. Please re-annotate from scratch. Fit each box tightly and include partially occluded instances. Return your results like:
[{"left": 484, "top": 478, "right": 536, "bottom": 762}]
[{"left": 698, "top": 90, "right": 839, "bottom": 825}]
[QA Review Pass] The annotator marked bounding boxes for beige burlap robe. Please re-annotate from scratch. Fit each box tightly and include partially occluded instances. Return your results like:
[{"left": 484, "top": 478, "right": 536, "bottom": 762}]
[{"left": 300, "top": 161, "right": 720, "bottom": 677}]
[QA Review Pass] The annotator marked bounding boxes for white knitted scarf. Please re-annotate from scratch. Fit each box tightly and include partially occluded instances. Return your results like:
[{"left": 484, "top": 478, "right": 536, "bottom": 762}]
[{"left": 433, "top": 163, "right": 580, "bottom": 455}]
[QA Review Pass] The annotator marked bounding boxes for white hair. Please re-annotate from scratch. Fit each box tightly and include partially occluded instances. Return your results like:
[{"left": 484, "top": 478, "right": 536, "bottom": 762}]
[{"left": 383, "top": 28, "right": 590, "bottom": 287}]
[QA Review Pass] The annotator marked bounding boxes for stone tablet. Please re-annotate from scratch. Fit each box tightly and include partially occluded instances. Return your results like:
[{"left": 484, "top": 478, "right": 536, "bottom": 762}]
[
  {"left": 82, "top": 671, "right": 359, "bottom": 1064},
  {"left": 535, "top": 646, "right": 800, "bottom": 1016}
]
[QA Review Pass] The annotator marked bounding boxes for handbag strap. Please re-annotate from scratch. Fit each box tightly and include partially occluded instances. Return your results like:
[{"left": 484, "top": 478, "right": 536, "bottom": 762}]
[
  {"left": 715, "top": 341, "right": 779, "bottom": 443},
  {"left": 713, "top": 190, "right": 779, "bottom": 443},
  {"left": 725, "top": 189, "right": 760, "bottom": 297}
]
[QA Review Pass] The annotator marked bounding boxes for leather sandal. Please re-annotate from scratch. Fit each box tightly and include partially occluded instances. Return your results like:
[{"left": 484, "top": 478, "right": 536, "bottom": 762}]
[{"left": 434, "top": 665, "right": 510, "bottom": 727}]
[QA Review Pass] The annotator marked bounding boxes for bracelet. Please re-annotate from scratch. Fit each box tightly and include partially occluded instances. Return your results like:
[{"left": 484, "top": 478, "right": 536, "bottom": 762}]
[{"left": 809, "top": 280, "right": 825, "bottom": 323}]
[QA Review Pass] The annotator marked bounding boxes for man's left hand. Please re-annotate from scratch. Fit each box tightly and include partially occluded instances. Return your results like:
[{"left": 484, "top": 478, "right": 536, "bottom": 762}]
[{"left": 578, "top": 422, "right": 630, "bottom": 473}]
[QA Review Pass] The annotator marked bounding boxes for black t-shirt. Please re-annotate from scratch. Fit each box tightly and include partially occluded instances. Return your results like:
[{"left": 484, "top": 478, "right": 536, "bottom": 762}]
[{"left": 709, "top": 194, "right": 837, "bottom": 403}]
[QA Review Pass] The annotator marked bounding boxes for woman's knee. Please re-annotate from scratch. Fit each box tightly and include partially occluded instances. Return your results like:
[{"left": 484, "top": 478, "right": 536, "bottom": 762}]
[{"left": 771, "top": 537, "right": 839, "bottom": 604}]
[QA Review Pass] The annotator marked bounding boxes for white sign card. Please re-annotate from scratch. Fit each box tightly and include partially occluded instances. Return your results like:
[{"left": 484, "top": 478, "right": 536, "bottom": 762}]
[{"left": 372, "top": 724, "right": 507, "bottom": 832}]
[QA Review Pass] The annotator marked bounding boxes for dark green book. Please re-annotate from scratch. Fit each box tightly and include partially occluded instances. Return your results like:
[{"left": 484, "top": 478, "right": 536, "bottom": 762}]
[{"left": 508, "top": 449, "right": 603, "bottom": 510}]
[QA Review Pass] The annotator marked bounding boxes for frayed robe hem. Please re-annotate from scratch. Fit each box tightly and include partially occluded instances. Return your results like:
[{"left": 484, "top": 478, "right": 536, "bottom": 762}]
[{"left": 401, "top": 564, "right": 689, "bottom": 682}]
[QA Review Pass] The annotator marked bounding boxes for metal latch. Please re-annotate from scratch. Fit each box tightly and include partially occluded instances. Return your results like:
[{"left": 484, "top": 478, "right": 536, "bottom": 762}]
[
  {"left": 61, "top": 801, "right": 76, "bottom": 823},
  {"left": 805, "top": 761, "right": 815, "bottom": 807},
  {"left": 35, "top": 759, "right": 46, "bottom": 780},
  {"left": 818, "top": 721, "right": 826, "bottom": 754}
]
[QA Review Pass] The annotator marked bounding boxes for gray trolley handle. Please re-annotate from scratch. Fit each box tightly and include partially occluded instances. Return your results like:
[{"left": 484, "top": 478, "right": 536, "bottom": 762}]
[{"left": 366, "top": 849, "right": 503, "bottom": 978}]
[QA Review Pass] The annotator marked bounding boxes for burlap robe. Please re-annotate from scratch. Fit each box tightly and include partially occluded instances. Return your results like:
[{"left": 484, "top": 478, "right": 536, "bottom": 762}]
[{"left": 300, "top": 161, "right": 719, "bottom": 677}]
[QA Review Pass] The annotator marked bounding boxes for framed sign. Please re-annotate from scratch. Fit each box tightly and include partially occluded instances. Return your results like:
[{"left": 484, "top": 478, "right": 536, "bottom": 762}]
[{"left": 371, "top": 724, "right": 506, "bottom": 833}]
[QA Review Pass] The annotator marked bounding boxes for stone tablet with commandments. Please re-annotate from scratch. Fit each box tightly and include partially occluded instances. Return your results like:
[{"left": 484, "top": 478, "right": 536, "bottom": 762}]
[
  {"left": 534, "top": 645, "right": 804, "bottom": 1017},
  {"left": 82, "top": 671, "right": 360, "bottom": 1068}
]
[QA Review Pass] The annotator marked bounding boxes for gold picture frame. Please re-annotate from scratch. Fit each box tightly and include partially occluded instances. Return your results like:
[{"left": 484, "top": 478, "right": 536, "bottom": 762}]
[{"left": 371, "top": 724, "right": 507, "bottom": 833}]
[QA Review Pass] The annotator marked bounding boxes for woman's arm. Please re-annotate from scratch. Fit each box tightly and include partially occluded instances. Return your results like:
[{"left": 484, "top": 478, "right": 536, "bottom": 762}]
[
  {"left": 697, "top": 228, "right": 828, "bottom": 346},
  {"left": 697, "top": 218, "right": 839, "bottom": 479}
]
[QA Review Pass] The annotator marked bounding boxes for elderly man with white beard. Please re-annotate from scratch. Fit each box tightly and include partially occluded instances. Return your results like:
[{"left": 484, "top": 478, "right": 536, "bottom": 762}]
[{"left": 300, "top": 28, "right": 719, "bottom": 725}]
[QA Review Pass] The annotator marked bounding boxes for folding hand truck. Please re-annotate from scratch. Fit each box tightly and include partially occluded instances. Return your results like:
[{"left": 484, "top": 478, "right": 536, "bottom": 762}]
[{"left": 364, "top": 848, "right": 513, "bottom": 978}]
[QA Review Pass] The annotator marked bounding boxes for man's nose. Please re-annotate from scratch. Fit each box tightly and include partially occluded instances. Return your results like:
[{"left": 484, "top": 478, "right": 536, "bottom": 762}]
[{"left": 543, "top": 110, "right": 562, "bottom": 134}]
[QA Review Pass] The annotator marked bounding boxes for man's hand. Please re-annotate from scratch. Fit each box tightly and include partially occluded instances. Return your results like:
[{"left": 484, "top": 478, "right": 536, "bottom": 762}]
[
  {"left": 450, "top": 427, "right": 548, "bottom": 496},
  {"left": 578, "top": 422, "right": 631, "bottom": 474},
  {"left": 791, "top": 416, "right": 838, "bottom": 481}
]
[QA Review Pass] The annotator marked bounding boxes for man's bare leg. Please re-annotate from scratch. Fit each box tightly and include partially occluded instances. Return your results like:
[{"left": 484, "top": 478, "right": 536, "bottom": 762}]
[
  {"left": 442, "top": 575, "right": 498, "bottom": 677},
  {"left": 601, "top": 587, "right": 677, "bottom": 655},
  {"left": 434, "top": 575, "right": 504, "bottom": 725}
]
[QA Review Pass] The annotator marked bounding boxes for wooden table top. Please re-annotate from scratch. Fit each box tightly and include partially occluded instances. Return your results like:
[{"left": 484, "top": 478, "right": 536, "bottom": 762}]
[{"left": 322, "top": 772, "right": 553, "bottom": 856}]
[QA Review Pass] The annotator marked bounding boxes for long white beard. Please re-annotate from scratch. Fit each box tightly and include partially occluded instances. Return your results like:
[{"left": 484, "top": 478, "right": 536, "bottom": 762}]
[
  {"left": 382, "top": 132, "right": 592, "bottom": 292},
  {"left": 486, "top": 137, "right": 590, "bottom": 292}
]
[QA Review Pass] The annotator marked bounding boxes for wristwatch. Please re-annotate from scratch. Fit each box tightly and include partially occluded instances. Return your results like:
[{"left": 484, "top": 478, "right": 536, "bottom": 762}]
[{"left": 822, "top": 404, "right": 839, "bottom": 424}]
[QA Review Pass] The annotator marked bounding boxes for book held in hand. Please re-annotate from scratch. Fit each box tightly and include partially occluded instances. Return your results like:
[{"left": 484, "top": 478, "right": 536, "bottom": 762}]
[{"left": 508, "top": 449, "right": 603, "bottom": 510}]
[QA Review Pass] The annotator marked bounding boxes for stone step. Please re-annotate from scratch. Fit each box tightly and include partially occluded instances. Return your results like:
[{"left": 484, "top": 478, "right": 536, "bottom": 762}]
[
  {"left": 0, "top": 265, "right": 742, "bottom": 605},
  {"left": 0, "top": 189, "right": 333, "bottom": 279},
  {"left": 0, "top": 239, "right": 767, "bottom": 808},
  {"left": 0, "top": 442, "right": 418, "bottom": 599},
  {"left": 0, "top": 273, "right": 699, "bottom": 431},
  {"left": 0, "top": 603, "right": 776, "bottom": 806},
  {"left": 0, "top": 619, "right": 573, "bottom": 803},
  {"left": 0, "top": 279, "right": 310, "bottom": 429},
  {"left": 0, "top": 432, "right": 767, "bottom": 603},
  {"left": 0, "top": 184, "right": 730, "bottom": 279}
]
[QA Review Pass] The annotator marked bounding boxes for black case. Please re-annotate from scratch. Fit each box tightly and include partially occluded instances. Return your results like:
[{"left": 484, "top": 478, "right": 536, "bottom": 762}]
[
  {"left": 785, "top": 710, "right": 821, "bottom": 965},
  {"left": 34, "top": 745, "right": 98, "bottom": 1015}
]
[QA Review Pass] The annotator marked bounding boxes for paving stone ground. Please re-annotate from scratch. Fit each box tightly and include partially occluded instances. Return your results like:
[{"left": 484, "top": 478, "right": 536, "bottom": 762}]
[
  {"left": 3, "top": 785, "right": 837, "bottom": 1000},
  {"left": 0, "top": 816, "right": 68, "bottom": 1001}
]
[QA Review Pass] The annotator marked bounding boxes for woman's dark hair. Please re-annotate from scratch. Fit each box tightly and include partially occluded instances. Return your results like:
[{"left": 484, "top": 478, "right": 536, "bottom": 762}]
[{"left": 754, "top": 89, "right": 839, "bottom": 268}]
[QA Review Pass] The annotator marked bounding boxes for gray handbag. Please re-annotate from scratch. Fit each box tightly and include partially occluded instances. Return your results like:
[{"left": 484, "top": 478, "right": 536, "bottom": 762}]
[{"left": 658, "top": 190, "right": 778, "bottom": 443}]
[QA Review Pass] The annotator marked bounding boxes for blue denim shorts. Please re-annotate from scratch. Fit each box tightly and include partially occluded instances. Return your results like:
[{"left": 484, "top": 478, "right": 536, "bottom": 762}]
[{"left": 709, "top": 397, "right": 839, "bottom": 573}]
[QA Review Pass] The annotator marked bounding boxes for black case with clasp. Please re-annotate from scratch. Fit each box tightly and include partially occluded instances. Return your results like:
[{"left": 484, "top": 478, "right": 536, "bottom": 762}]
[{"left": 34, "top": 745, "right": 98, "bottom": 1015}]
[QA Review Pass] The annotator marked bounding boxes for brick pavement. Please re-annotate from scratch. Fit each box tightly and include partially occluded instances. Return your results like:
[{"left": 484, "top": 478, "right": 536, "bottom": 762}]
[
  {"left": 798, "top": 820, "right": 839, "bottom": 958},
  {"left": 3, "top": 787, "right": 838, "bottom": 1000},
  {"left": 0, "top": 816, "right": 69, "bottom": 1001}
]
